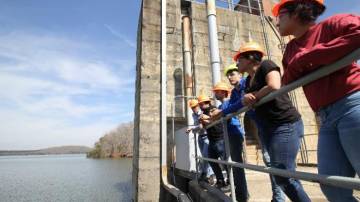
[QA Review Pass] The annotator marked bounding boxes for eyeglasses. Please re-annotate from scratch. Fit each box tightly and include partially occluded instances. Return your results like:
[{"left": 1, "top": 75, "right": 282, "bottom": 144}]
[
  {"left": 236, "top": 56, "right": 245, "bottom": 64},
  {"left": 278, "top": 10, "right": 289, "bottom": 19}
]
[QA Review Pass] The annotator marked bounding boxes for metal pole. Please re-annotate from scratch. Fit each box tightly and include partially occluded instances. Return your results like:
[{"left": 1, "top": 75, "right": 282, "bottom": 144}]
[
  {"left": 160, "top": 0, "right": 191, "bottom": 200},
  {"left": 222, "top": 119, "right": 236, "bottom": 202},
  {"left": 227, "top": 0, "right": 233, "bottom": 10},
  {"left": 257, "top": 0, "right": 271, "bottom": 60},
  {"left": 182, "top": 16, "right": 195, "bottom": 127},
  {"left": 206, "top": 0, "right": 221, "bottom": 105},
  {"left": 198, "top": 156, "right": 360, "bottom": 191},
  {"left": 193, "top": 131, "right": 199, "bottom": 181},
  {"left": 247, "top": 0, "right": 252, "bottom": 13}
]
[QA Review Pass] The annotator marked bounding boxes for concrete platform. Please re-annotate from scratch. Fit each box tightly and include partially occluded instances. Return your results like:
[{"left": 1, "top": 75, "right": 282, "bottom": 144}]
[{"left": 245, "top": 166, "right": 360, "bottom": 201}]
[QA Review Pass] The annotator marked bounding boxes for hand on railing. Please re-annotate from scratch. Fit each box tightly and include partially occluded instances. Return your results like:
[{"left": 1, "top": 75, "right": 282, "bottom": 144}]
[
  {"left": 210, "top": 109, "right": 223, "bottom": 121},
  {"left": 242, "top": 93, "right": 257, "bottom": 107},
  {"left": 199, "top": 114, "right": 211, "bottom": 125},
  {"left": 186, "top": 124, "right": 204, "bottom": 134}
]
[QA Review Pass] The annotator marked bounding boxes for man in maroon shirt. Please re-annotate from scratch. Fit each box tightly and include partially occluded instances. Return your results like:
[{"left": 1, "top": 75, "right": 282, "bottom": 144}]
[{"left": 273, "top": 0, "right": 360, "bottom": 201}]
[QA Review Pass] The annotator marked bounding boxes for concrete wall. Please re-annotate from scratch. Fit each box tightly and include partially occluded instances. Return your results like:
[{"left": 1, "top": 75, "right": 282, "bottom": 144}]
[
  {"left": 133, "top": 0, "right": 183, "bottom": 201},
  {"left": 133, "top": 0, "right": 319, "bottom": 200},
  {"left": 133, "top": 0, "right": 161, "bottom": 201}
]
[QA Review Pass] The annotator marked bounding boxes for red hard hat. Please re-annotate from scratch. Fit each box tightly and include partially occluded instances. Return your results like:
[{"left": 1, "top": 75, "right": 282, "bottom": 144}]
[{"left": 272, "top": 0, "right": 325, "bottom": 17}]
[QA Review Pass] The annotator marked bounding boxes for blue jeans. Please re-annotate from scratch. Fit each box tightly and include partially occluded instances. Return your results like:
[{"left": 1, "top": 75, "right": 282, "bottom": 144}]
[
  {"left": 262, "top": 119, "right": 311, "bottom": 202},
  {"left": 248, "top": 113, "right": 285, "bottom": 202},
  {"left": 257, "top": 126, "right": 286, "bottom": 202},
  {"left": 228, "top": 132, "right": 249, "bottom": 202},
  {"left": 208, "top": 139, "right": 228, "bottom": 181},
  {"left": 198, "top": 135, "right": 214, "bottom": 177},
  {"left": 317, "top": 91, "right": 360, "bottom": 202}
]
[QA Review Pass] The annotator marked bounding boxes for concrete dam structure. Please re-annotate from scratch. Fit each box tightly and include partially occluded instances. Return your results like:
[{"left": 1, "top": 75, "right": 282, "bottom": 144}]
[{"left": 132, "top": 0, "right": 322, "bottom": 201}]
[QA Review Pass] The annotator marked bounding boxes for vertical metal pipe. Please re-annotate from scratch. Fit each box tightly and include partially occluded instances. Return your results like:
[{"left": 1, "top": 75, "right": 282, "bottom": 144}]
[
  {"left": 161, "top": 0, "right": 191, "bottom": 200},
  {"left": 193, "top": 132, "right": 199, "bottom": 181},
  {"left": 222, "top": 119, "right": 236, "bottom": 202},
  {"left": 161, "top": 0, "right": 168, "bottom": 181},
  {"left": 257, "top": 0, "right": 271, "bottom": 60},
  {"left": 247, "top": 0, "right": 252, "bottom": 13},
  {"left": 206, "top": 0, "right": 221, "bottom": 94},
  {"left": 182, "top": 16, "right": 194, "bottom": 127},
  {"left": 227, "top": 0, "right": 233, "bottom": 10}
]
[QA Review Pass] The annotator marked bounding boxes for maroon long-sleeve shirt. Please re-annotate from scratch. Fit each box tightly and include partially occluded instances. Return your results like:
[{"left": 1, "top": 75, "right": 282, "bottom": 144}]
[{"left": 282, "top": 14, "right": 360, "bottom": 112}]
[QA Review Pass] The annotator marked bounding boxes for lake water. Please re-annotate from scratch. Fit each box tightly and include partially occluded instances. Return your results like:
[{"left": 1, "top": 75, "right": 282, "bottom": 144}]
[{"left": 0, "top": 154, "right": 132, "bottom": 202}]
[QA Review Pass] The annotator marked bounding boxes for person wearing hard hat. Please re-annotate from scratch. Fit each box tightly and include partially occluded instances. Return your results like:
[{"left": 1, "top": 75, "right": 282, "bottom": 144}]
[
  {"left": 197, "top": 94, "right": 230, "bottom": 192},
  {"left": 211, "top": 63, "right": 247, "bottom": 119},
  {"left": 212, "top": 82, "right": 249, "bottom": 202},
  {"left": 235, "top": 41, "right": 310, "bottom": 202},
  {"left": 216, "top": 62, "right": 286, "bottom": 202},
  {"left": 186, "top": 99, "right": 215, "bottom": 185},
  {"left": 273, "top": 0, "right": 360, "bottom": 201}
]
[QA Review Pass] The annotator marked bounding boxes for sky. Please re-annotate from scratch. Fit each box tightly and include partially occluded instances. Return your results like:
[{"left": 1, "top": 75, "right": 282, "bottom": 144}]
[
  {"left": 0, "top": 0, "right": 141, "bottom": 150},
  {"left": 0, "top": 0, "right": 358, "bottom": 150}
]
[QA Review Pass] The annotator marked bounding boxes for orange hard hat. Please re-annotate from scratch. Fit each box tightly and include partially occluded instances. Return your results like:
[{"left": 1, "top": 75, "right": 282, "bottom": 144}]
[
  {"left": 272, "top": 0, "right": 325, "bottom": 17},
  {"left": 188, "top": 99, "right": 199, "bottom": 108},
  {"left": 197, "top": 94, "right": 211, "bottom": 104},
  {"left": 233, "top": 41, "right": 265, "bottom": 62},
  {"left": 212, "top": 82, "right": 231, "bottom": 92}
]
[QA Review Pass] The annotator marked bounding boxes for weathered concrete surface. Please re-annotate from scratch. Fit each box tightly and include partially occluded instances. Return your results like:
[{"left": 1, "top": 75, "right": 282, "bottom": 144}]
[
  {"left": 245, "top": 166, "right": 360, "bottom": 201},
  {"left": 133, "top": 0, "right": 161, "bottom": 201},
  {"left": 134, "top": 0, "right": 321, "bottom": 200},
  {"left": 188, "top": 166, "right": 360, "bottom": 201},
  {"left": 133, "top": 0, "right": 183, "bottom": 201}
]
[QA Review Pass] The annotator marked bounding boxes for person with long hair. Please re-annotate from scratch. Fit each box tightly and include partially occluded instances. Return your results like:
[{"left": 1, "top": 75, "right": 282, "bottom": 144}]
[{"left": 273, "top": 0, "right": 360, "bottom": 200}]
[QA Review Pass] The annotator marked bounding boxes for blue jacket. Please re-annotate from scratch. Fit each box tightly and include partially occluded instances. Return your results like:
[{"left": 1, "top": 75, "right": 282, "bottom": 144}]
[
  {"left": 219, "top": 100, "right": 245, "bottom": 137},
  {"left": 222, "top": 78, "right": 247, "bottom": 116}
]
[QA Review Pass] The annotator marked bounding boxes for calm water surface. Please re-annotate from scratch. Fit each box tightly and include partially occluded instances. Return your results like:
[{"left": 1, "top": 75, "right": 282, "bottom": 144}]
[{"left": 0, "top": 154, "right": 132, "bottom": 202}]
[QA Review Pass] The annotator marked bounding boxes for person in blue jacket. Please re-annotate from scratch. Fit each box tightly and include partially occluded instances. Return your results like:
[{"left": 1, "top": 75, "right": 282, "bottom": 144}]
[{"left": 212, "top": 81, "right": 249, "bottom": 202}]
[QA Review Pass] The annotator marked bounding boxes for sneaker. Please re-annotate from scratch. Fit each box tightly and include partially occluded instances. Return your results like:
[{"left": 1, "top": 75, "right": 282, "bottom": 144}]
[{"left": 207, "top": 174, "right": 216, "bottom": 186}]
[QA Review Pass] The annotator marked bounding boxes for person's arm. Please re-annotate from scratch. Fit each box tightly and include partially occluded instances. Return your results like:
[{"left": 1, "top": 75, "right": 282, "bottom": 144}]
[
  {"left": 221, "top": 79, "right": 248, "bottom": 115},
  {"left": 283, "top": 14, "right": 360, "bottom": 84},
  {"left": 254, "top": 70, "right": 281, "bottom": 99},
  {"left": 221, "top": 98, "right": 244, "bottom": 115},
  {"left": 242, "top": 70, "right": 281, "bottom": 106}
]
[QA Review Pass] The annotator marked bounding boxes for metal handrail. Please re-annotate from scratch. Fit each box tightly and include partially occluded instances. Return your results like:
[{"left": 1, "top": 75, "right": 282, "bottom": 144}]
[
  {"left": 200, "top": 48, "right": 360, "bottom": 130},
  {"left": 190, "top": 47, "right": 360, "bottom": 196},
  {"left": 198, "top": 156, "right": 360, "bottom": 190}
]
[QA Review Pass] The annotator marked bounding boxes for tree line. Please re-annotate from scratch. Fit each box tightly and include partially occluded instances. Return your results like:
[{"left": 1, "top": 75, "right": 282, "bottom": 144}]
[{"left": 87, "top": 122, "right": 133, "bottom": 158}]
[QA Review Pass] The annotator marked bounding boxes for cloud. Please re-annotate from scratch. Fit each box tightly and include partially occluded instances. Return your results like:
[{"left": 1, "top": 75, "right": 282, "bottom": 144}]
[
  {"left": 0, "top": 32, "right": 134, "bottom": 90},
  {"left": 0, "top": 31, "right": 135, "bottom": 150},
  {"left": 104, "top": 24, "right": 136, "bottom": 48},
  {"left": 0, "top": 109, "right": 118, "bottom": 150}
]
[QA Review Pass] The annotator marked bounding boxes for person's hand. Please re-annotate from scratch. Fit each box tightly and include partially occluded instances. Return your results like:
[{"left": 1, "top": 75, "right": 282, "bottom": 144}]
[
  {"left": 242, "top": 93, "right": 257, "bottom": 106},
  {"left": 199, "top": 114, "right": 210, "bottom": 120},
  {"left": 186, "top": 128, "right": 191, "bottom": 133},
  {"left": 210, "top": 109, "right": 223, "bottom": 120},
  {"left": 199, "top": 114, "right": 211, "bottom": 125}
]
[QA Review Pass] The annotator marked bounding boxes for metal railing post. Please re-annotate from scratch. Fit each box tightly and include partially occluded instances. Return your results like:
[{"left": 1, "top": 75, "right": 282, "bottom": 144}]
[
  {"left": 247, "top": 0, "right": 252, "bottom": 13},
  {"left": 199, "top": 156, "right": 360, "bottom": 190},
  {"left": 193, "top": 131, "right": 199, "bottom": 181},
  {"left": 227, "top": 0, "right": 233, "bottom": 10},
  {"left": 222, "top": 119, "right": 236, "bottom": 202}
]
